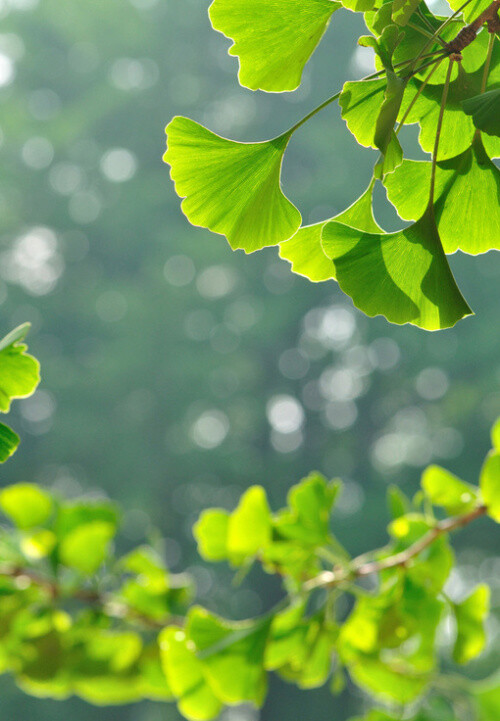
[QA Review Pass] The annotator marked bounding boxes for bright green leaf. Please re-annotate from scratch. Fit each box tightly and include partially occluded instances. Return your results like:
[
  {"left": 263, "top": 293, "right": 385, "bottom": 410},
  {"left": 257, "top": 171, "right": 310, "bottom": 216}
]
[
  {"left": 492, "top": 418, "right": 500, "bottom": 452},
  {"left": 160, "top": 627, "right": 222, "bottom": 721},
  {"left": 209, "top": 0, "right": 340, "bottom": 92},
  {"left": 0, "top": 484, "right": 53, "bottom": 529},
  {"left": 165, "top": 117, "right": 301, "bottom": 252},
  {"left": 0, "top": 323, "right": 40, "bottom": 414},
  {"left": 480, "top": 451, "right": 500, "bottom": 523},
  {"left": 187, "top": 606, "right": 270, "bottom": 705},
  {"left": 20, "top": 530, "right": 57, "bottom": 560},
  {"left": 279, "top": 182, "right": 380, "bottom": 282},
  {"left": 59, "top": 521, "right": 115, "bottom": 575},
  {"left": 193, "top": 509, "right": 229, "bottom": 561},
  {"left": 453, "top": 584, "right": 490, "bottom": 664},
  {"left": 227, "top": 486, "right": 272, "bottom": 564},
  {"left": 421, "top": 465, "right": 479, "bottom": 515},
  {"left": 384, "top": 138, "right": 500, "bottom": 255},
  {"left": 392, "top": 0, "right": 421, "bottom": 25},
  {"left": 321, "top": 207, "right": 472, "bottom": 330}
]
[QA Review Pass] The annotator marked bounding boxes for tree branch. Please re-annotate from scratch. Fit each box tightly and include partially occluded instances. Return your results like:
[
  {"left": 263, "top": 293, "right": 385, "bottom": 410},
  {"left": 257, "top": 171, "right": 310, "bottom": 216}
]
[{"left": 304, "top": 504, "right": 488, "bottom": 593}]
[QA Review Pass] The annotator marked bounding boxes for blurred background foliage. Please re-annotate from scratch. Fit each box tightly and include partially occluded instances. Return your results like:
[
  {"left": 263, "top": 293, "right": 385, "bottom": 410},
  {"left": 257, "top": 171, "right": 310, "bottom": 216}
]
[{"left": 0, "top": 0, "right": 499, "bottom": 719}]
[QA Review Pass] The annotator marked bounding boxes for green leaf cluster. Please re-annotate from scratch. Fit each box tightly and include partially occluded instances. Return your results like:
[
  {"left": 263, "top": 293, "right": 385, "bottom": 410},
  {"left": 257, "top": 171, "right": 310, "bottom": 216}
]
[{"left": 165, "top": 0, "right": 500, "bottom": 331}]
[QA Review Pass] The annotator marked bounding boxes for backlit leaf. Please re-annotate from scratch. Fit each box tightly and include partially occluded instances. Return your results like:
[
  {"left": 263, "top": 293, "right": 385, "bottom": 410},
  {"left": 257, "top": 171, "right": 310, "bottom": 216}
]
[
  {"left": 165, "top": 117, "right": 301, "bottom": 252},
  {"left": 279, "top": 182, "right": 380, "bottom": 282},
  {"left": 0, "top": 484, "right": 53, "bottom": 529},
  {"left": 453, "top": 584, "right": 490, "bottom": 664},
  {"left": 480, "top": 451, "right": 500, "bottom": 523},
  {"left": 0, "top": 323, "right": 40, "bottom": 414},
  {"left": 321, "top": 207, "right": 472, "bottom": 330},
  {"left": 209, "top": 0, "right": 340, "bottom": 92},
  {"left": 59, "top": 521, "right": 115, "bottom": 575},
  {"left": 187, "top": 606, "right": 270, "bottom": 705},
  {"left": 421, "top": 465, "right": 479, "bottom": 515},
  {"left": 159, "top": 627, "right": 222, "bottom": 721},
  {"left": 384, "top": 138, "right": 500, "bottom": 254}
]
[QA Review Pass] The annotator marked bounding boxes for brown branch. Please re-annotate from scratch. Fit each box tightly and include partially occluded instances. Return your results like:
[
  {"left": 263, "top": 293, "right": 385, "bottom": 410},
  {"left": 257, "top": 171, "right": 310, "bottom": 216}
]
[
  {"left": 304, "top": 504, "right": 488, "bottom": 593},
  {"left": 0, "top": 564, "right": 184, "bottom": 630},
  {"left": 446, "top": 0, "right": 500, "bottom": 54}
]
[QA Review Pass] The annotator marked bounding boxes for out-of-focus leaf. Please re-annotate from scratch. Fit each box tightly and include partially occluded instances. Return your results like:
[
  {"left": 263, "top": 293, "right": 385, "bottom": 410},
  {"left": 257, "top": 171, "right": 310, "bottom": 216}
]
[
  {"left": 492, "top": 418, "right": 500, "bottom": 452},
  {"left": 274, "top": 473, "right": 341, "bottom": 546},
  {"left": 0, "top": 484, "right": 53, "bottom": 529},
  {"left": 227, "top": 486, "right": 272, "bottom": 564},
  {"left": 164, "top": 117, "right": 301, "bottom": 252},
  {"left": 187, "top": 606, "right": 270, "bottom": 705},
  {"left": 209, "top": 0, "right": 340, "bottom": 92},
  {"left": 453, "top": 584, "right": 490, "bottom": 664},
  {"left": 59, "top": 521, "right": 115, "bottom": 574},
  {"left": 193, "top": 509, "right": 229, "bottom": 561},
  {"left": 160, "top": 626, "right": 222, "bottom": 721},
  {"left": 20, "top": 530, "right": 57, "bottom": 560},
  {"left": 421, "top": 465, "right": 479, "bottom": 515},
  {"left": 480, "top": 451, "right": 500, "bottom": 522},
  {"left": 387, "top": 486, "right": 410, "bottom": 519}
]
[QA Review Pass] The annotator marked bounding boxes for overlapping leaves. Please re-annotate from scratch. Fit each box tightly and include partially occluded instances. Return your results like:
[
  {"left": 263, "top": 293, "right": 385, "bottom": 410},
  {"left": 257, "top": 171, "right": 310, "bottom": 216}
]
[
  {"left": 165, "top": 0, "right": 500, "bottom": 331},
  {"left": 0, "top": 324, "right": 40, "bottom": 463},
  {"left": 0, "top": 419, "right": 498, "bottom": 718}
]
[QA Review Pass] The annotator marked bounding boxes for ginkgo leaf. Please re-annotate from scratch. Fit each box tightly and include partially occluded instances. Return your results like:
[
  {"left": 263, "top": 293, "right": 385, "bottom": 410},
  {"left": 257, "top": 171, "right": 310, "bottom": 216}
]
[
  {"left": 446, "top": 0, "right": 492, "bottom": 22},
  {"left": 321, "top": 206, "right": 472, "bottom": 330},
  {"left": 392, "top": 0, "right": 421, "bottom": 26},
  {"left": 384, "top": 138, "right": 500, "bottom": 254},
  {"left": 209, "top": 0, "right": 340, "bottom": 92},
  {"left": 279, "top": 182, "right": 380, "bottom": 281},
  {"left": 165, "top": 117, "right": 301, "bottom": 253},
  {"left": 340, "top": 78, "right": 387, "bottom": 148},
  {"left": 0, "top": 423, "right": 19, "bottom": 463},
  {"left": 463, "top": 88, "right": 500, "bottom": 138},
  {"left": 453, "top": 584, "right": 490, "bottom": 665},
  {"left": 0, "top": 323, "right": 40, "bottom": 414}
]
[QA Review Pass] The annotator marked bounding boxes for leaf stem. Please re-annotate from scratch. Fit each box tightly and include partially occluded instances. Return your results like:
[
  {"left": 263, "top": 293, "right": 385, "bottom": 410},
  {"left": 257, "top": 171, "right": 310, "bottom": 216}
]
[
  {"left": 428, "top": 57, "right": 454, "bottom": 208},
  {"left": 396, "top": 57, "right": 445, "bottom": 135}
]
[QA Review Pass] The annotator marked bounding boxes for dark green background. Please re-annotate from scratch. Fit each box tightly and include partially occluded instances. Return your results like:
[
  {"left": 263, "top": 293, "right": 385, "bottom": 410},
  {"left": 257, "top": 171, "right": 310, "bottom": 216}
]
[{"left": 0, "top": 0, "right": 498, "bottom": 719}]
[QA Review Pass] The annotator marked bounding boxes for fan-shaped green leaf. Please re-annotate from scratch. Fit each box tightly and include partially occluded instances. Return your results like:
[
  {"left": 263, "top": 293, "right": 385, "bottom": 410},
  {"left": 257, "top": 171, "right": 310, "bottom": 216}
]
[
  {"left": 278, "top": 182, "right": 380, "bottom": 281},
  {"left": 399, "top": 68, "right": 482, "bottom": 161},
  {"left": 453, "top": 584, "right": 490, "bottom": 665},
  {"left": 463, "top": 88, "right": 500, "bottom": 138},
  {"left": 384, "top": 138, "right": 500, "bottom": 254},
  {"left": 0, "top": 323, "right": 40, "bottom": 414},
  {"left": 392, "top": 0, "right": 422, "bottom": 26},
  {"left": 187, "top": 606, "right": 270, "bottom": 705},
  {"left": 0, "top": 484, "right": 53, "bottom": 529},
  {"left": 227, "top": 486, "right": 272, "bottom": 564},
  {"left": 159, "top": 627, "right": 222, "bottom": 721},
  {"left": 165, "top": 117, "right": 301, "bottom": 252},
  {"left": 421, "top": 465, "right": 478, "bottom": 515},
  {"left": 321, "top": 207, "right": 472, "bottom": 330},
  {"left": 193, "top": 509, "right": 229, "bottom": 561},
  {"left": 59, "top": 521, "right": 116, "bottom": 575},
  {"left": 209, "top": 0, "right": 340, "bottom": 92}
]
